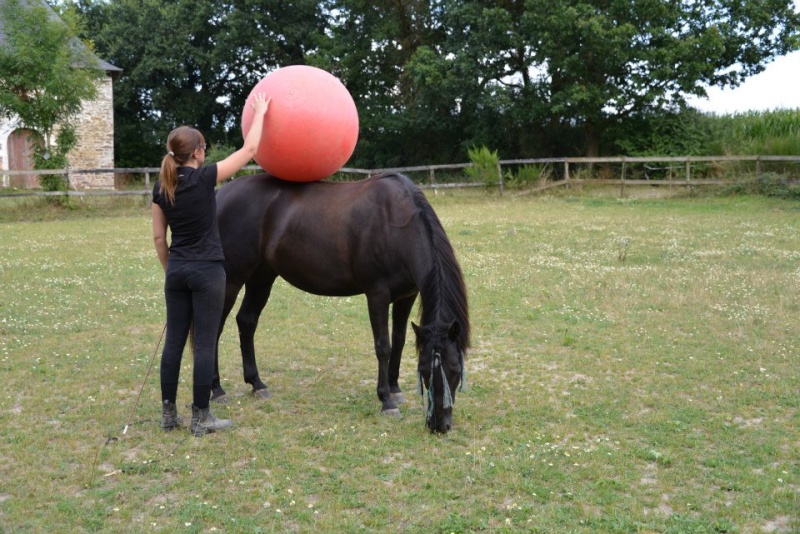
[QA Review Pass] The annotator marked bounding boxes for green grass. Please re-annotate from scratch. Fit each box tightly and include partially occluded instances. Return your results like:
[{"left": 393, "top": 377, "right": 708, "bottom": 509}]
[
  {"left": 0, "top": 194, "right": 151, "bottom": 223},
  {"left": 0, "top": 191, "right": 798, "bottom": 532}
]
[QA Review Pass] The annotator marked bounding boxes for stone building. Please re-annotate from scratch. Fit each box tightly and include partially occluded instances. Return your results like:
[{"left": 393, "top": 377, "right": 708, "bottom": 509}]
[{"left": 0, "top": 0, "right": 121, "bottom": 190}]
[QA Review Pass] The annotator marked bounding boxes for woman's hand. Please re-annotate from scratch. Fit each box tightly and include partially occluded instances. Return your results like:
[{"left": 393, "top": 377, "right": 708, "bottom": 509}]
[
  {"left": 252, "top": 93, "right": 271, "bottom": 116},
  {"left": 216, "top": 92, "right": 272, "bottom": 182}
]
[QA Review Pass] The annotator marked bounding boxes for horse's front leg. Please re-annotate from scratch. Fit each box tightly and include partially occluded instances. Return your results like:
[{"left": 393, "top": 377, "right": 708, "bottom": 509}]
[
  {"left": 389, "top": 294, "right": 418, "bottom": 405},
  {"left": 366, "top": 291, "right": 400, "bottom": 417},
  {"left": 235, "top": 273, "right": 277, "bottom": 399}
]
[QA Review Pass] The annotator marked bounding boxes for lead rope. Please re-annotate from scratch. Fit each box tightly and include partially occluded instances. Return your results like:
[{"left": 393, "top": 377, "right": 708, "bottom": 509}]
[
  {"left": 417, "top": 354, "right": 438, "bottom": 420},
  {"left": 441, "top": 364, "right": 453, "bottom": 409},
  {"left": 88, "top": 323, "right": 166, "bottom": 487}
]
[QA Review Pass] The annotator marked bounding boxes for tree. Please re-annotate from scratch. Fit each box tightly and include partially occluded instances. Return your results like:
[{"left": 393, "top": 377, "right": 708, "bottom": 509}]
[
  {"left": 75, "top": 0, "right": 329, "bottom": 167},
  {"left": 320, "top": 0, "right": 465, "bottom": 167},
  {"left": 401, "top": 0, "right": 548, "bottom": 159},
  {"left": 521, "top": 0, "right": 800, "bottom": 156},
  {"left": 70, "top": 0, "right": 800, "bottom": 167},
  {"left": 0, "top": 0, "right": 103, "bottom": 184},
  {"left": 362, "top": 0, "right": 800, "bottom": 159}
]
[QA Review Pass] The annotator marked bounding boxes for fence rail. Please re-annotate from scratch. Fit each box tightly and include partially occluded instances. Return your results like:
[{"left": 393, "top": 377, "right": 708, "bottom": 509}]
[{"left": 2, "top": 155, "right": 799, "bottom": 198}]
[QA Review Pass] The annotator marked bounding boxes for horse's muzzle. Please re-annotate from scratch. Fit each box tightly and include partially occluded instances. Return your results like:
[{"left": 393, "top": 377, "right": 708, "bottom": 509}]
[{"left": 427, "top": 413, "right": 453, "bottom": 434}]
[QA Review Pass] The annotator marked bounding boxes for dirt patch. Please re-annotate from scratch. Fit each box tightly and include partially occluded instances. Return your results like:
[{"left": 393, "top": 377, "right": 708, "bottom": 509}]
[{"left": 762, "top": 516, "right": 793, "bottom": 533}]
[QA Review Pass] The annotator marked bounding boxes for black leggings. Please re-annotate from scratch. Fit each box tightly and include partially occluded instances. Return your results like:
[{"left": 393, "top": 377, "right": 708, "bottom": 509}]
[{"left": 160, "top": 259, "right": 225, "bottom": 409}]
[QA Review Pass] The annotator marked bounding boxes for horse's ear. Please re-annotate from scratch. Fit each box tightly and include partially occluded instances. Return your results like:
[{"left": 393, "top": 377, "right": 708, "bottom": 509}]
[
  {"left": 448, "top": 320, "right": 461, "bottom": 341},
  {"left": 412, "top": 322, "right": 423, "bottom": 338}
]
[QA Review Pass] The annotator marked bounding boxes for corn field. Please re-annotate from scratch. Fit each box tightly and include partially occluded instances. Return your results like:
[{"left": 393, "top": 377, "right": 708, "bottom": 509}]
[{"left": 711, "top": 109, "right": 800, "bottom": 156}]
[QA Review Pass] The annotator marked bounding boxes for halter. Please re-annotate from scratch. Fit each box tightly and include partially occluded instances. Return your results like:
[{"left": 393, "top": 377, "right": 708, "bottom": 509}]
[{"left": 418, "top": 348, "right": 466, "bottom": 422}]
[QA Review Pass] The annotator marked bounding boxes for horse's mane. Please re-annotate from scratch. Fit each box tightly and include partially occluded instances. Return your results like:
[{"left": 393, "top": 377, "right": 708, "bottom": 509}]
[{"left": 376, "top": 173, "right": 471, "bottom": 353}]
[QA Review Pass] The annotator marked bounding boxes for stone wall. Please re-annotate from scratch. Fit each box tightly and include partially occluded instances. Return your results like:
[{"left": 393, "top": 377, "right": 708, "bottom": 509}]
[{"left": 65, "top": 75, "right": 116, "bottom": 190}]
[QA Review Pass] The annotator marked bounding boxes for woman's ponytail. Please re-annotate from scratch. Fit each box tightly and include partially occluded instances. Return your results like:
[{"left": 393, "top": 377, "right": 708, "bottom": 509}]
[{"left": 159, "top": 152, "right": 178, "bottom": 205}]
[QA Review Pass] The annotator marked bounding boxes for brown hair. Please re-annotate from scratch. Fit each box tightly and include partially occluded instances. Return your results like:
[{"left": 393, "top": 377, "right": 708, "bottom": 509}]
[{"left": 159, "top": 126, "right": 206, "bottom": 205}]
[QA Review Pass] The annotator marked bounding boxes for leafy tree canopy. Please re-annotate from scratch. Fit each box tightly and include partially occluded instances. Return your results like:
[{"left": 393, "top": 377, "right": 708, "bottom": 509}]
[
  {"left": 0, "top": 0, "right": 102, "bottom": 149},
  {"left": 68, "top": 0, "right": 800, "bottom": 165},
  {"left": 522, "top": 0, "right": 800, "bottom": 155},
  {"left": 75, "top": 0, "right": 329, "bottom": 167}
]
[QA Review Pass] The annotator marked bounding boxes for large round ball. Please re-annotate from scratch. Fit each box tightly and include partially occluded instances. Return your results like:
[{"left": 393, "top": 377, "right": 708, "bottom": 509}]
[{"left": 241, "top": 65, "right": 359, "bottom": 182}]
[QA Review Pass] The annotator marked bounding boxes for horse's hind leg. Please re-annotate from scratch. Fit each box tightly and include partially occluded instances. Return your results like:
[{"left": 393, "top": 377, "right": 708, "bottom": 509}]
[
  {"left": 237, "top": 270, "right": 277, "bottom": 398},
  {"left": 389, "top": 294, "right": 418, "bottom": 405},
  {"left": 211, "top": 278, "right": 245, "bottom": 402}
]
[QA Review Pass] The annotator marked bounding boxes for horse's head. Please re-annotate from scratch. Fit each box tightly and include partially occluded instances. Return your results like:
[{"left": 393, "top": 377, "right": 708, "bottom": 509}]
[{"left": 413, "top": 320, "right": 465, "bottom": 434}]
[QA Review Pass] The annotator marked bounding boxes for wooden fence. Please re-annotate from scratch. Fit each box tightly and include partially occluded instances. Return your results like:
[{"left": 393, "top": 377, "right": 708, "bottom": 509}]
[{"left": 2, "top": 155, "right": 799, "bottom": 198}]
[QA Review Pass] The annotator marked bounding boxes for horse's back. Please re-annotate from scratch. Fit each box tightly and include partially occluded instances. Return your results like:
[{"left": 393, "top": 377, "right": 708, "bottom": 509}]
[
  {"left": 216, "top": 173, "right": 426, "bottom": 296},
  {"left": 217, "top": 172, "right": 413, "bottom": 215},
  {"left": 217, "top": 173, "right": 417, "bottom": 239}
]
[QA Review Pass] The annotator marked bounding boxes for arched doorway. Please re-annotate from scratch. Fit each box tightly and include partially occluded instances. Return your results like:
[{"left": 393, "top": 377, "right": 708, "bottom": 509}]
[{"left": 7, "top": 128, "right": 43, "bottom": 188}]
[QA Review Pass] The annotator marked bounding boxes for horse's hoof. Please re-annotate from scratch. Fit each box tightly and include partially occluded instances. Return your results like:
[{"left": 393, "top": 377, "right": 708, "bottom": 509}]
[
  {"left": 390, "top": 392, "right": 406, "bottom": 405},
  {"left": 381, "top": 408, "right": 402, "bottom": 419},
  {"left": 252, "top": 388, "right": 273, "bottom": 400},
  {"left": 210, "top": 394, "right": 231, "bottom": 405}
]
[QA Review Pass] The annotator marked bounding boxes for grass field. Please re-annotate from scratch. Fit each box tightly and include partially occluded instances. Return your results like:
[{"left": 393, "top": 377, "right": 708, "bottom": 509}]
[{"left": 0, "top": 190, "right": 798, "bottom": 532}]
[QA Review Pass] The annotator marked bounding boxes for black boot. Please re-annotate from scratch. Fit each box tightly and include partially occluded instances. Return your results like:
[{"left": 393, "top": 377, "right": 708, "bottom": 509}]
[
  {"left": 160, "top": 401, "right": 183, "bottom": 431},
  {"left": 190, "top": 404, "right": 232, "bottom": 437}
]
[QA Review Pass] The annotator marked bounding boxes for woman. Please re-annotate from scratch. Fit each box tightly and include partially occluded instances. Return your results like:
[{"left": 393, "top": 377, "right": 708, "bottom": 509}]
[{"left": 152, "top": 93, "right": 270, "bottom": 436}]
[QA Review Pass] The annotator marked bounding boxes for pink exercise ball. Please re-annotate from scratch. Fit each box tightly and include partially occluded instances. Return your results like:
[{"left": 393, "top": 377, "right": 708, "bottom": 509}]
[{"left": 241, "top": 65, "right": 359, "bottom": 182}]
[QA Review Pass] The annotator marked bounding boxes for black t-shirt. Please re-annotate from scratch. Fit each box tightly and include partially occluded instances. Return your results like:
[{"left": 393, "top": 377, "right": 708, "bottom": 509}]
[{"left": 152, "top": 164, "right": 224, "bottom": 261}]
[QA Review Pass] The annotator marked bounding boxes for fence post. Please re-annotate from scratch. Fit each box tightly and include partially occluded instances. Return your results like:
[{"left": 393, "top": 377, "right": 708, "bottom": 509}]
[
  {"left": 620, "top": 158, "right": 626, "bottom": 198},
  {"left": 429, "top": 167, "right": 436, "bottom": 196},
  {"left": 497, "top": 162, "right": 503, "bottom": 196},
  {"left": 564, "top": 160, "right": 570, "bottom": 183},
  {"left": 668, "top": 164, "right": 673, "bottom": 192},
  {"left": 756, "top": 156, "right": 762, "bottom": 181}
]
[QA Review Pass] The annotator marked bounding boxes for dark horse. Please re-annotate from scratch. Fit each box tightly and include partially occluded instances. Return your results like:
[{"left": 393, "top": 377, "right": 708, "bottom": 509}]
[{"left": 211, "top": 172, "right": 470, "bottom": 433}]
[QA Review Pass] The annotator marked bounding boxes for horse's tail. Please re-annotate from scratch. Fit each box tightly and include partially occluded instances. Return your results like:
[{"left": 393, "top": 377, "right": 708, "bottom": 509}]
[{"left": 379, "top": 173, "right": 471, "bottom": 352}]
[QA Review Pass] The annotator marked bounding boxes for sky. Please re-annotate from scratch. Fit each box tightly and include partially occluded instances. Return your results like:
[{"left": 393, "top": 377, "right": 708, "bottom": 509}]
[{"left": 688, "top": 50, "right": 800, "bottom": 115}]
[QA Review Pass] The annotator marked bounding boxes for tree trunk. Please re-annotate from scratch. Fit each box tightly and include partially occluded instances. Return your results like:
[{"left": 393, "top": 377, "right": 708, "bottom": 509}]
[{"left": 584, "top": 120, "right": 599, "bottom": 158}]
